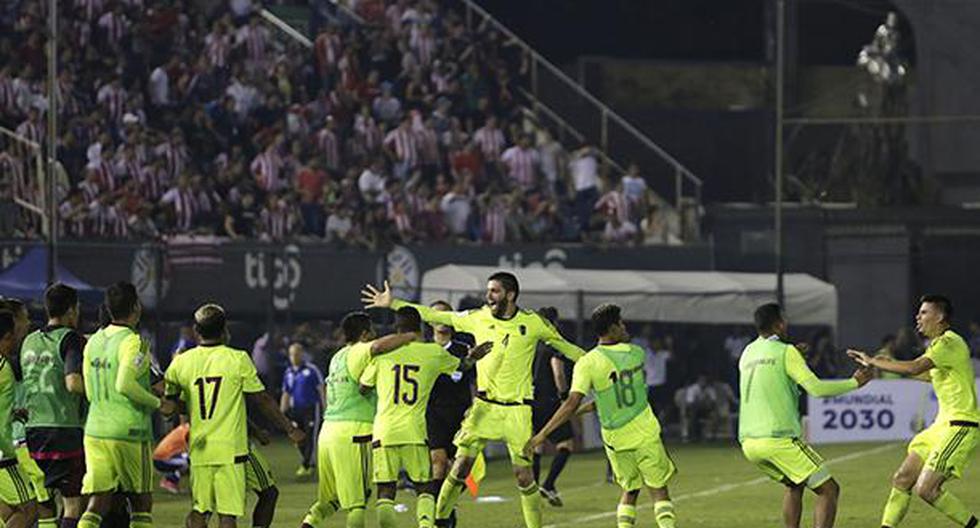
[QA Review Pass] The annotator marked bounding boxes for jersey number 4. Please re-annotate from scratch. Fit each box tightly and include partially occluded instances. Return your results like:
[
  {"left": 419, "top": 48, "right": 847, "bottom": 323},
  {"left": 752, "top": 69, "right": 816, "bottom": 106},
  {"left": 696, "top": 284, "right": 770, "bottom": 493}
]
[
  {"left": 193, "top": 376, "right": 223, "bottom": 419},
  {"left": 391, "top": 365, "right": 420, "bottom": 404}
]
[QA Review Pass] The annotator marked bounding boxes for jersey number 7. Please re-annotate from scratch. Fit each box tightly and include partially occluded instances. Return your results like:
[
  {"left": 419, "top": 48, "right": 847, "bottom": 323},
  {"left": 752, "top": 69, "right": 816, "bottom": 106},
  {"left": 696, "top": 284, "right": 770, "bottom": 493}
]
[{"left": 194, "top": 376, "right": 223, "bottom": 419}]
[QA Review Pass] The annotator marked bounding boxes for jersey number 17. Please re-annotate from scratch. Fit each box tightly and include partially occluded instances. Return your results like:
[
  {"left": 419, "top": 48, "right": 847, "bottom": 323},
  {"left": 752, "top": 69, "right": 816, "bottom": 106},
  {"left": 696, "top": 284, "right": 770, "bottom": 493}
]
[{"left": 194, "top": 376, "right": 223, "bottom": 419}]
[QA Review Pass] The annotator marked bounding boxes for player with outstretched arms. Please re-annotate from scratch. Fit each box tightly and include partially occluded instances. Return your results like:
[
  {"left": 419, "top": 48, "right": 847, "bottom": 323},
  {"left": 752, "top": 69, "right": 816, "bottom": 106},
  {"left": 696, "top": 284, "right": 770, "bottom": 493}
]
[
  {"left": 361, "top": 271, "right": 585, "bottom": 528},
  {"left": 848, "top": 295, "right": 980, "bottom": 528}
]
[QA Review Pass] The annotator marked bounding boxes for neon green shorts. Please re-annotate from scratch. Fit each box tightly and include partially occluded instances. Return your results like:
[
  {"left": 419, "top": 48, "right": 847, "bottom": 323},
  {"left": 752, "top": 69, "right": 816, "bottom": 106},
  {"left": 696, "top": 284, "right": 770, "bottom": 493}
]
[
  {"left": 454, "top": 398, "right": 533, "bottom": 466},
  {"left": 0, "top": 458, "right": 35, "bottom": 506},
  {"left": 909, "top": 421, "right": 979, "bottom": 479},
  {"left": 244, "top": 445, "right": 276, "bottom": 492},
  {"left": 191, "top": 462, "right": 246, "bottom": 517},
  {"left": 16, "top": 445, "right": 48, "bottom": 503},
  {"left": 81, "top": 436, "right": 153, "bottom": 495},
  {"left": 317, "top": 421, "right": 373, "bottom": 510},
  {"left": 741, "top": 437, "right": 831, "bottom": 489},
  {"left": 373, "top": 443, "right": 430, "bottom": 484},
  {"left": 605, "top": 438, "right": 676, "bottom": 491}
]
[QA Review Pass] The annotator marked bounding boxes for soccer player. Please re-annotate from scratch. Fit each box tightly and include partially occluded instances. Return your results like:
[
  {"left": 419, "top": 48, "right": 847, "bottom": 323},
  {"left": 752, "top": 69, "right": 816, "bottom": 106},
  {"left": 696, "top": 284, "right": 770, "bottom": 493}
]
[
  {"left": 300, "top": 311, "right": 415, "bottom": 528},
  {"left": 0, "top": 298, "right": 50, "bottom": 512},
  {"left": 162, "top": 303, "right": 305, "bottom": 528},
  {"left": 531, "top": 306, "right": 575, "bottom": 507},
  {"left": 740, "top": 303, "right": 871, "bottom": 528},
  {"left": 362, "top": 271, "right": 586, "bottom": 528},
  {"left": 76, "top": 282, "right": 177, "bottom": 528},
  {"left": 848, "top": 295, "right": 980, "bottom": 528},
  {"left": 0, "top": 309, "right": 39, "bottom": 527},
  {"left": 526, "top": 304, "right": 677, "bottom": 528},
  {"left": 360, "top": 307, "right": 491, "bottom": 528},
  {"left": 281, "top": 342, "right": 324, "bottom": 477},
  {"left": 19, "top": 284, "right": 87, "bottom": 528},
  {"left": 426, "top": 300, "right": 476, "bottom": 528}
]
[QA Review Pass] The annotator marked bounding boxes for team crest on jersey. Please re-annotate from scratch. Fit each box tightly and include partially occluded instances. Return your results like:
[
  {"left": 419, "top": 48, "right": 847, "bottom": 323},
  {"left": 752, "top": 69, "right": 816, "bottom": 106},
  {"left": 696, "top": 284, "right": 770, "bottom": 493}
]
[{"left": 519, "top": 325, "right": 527, "bottom": 335}]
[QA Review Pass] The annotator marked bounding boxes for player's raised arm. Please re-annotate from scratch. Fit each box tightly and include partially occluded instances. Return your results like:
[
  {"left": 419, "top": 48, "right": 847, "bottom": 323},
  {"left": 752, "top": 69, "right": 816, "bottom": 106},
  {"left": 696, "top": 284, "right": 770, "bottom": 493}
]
[
  {"left": 536, "top": 314, "right": 585, "bottom": 362},
  {"left": 361, "top": 280, "right": 463, "bottom": 329},
  {"left": 459, "top": 341, "right": 493, "bottom": 371},
  {"left": 786, "top": 345, "right": 872, "bottom": 396},
  {"left": 370, "top": 331, "right": 417, "bottom": 356}
]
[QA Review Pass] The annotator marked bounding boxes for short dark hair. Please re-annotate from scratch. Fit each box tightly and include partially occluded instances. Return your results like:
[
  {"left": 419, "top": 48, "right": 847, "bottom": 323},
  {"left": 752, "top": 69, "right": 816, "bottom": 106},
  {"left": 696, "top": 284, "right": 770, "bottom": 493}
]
[
  {"left": 430, "top": 300, "right": 453, "bottom": 311},
  {"left": 105, "top": 281, "right": 139, "bottom": 320},
  {"left": 591, "top": 303, "right": 622, "bottom": 336},
  {"left": 45, "top": 283, "right": 78, "bottom": 318},
  {"left": 920, "top": 294, "right": 953, "bottom": 323},
  {"left": 754, "top": 303, "right": 783, "bottom": 333},
  {"left": 194, "top": 303, "right": 226, "bottom": 340},
  {"left": 488, "top": 271, "right": 520, "bottom": 301},
  {"left": 341, "top": 311, "right": 372, "bottom": 342},
  {"left": 538, "top": 306, "right": 558, "bottom": 325},
  {"left": 0, "top": 310, "right": 14, "bottom": 340},
  {"left": 395, "top": 306, "right": 422, "bottom": 333}
]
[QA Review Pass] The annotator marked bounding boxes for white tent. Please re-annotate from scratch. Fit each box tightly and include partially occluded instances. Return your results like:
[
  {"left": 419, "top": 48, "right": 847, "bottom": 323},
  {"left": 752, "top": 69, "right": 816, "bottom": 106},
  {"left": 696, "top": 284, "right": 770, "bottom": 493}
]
[{"left": 419, "top": 265, "right": 838, "bottom": 329}]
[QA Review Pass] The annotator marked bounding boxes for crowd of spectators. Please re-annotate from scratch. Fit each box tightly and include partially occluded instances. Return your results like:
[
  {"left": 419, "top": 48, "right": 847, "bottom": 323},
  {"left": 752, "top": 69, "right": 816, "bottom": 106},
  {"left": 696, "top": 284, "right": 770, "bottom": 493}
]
[{"left": 0, "top": 0, "right": 685, "bottom": 247}]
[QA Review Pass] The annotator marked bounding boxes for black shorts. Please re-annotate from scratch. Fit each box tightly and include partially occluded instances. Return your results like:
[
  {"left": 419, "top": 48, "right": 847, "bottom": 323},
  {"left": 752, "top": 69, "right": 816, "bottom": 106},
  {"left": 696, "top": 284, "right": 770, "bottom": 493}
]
[
  {"left": 427, "top": 404, "right": 468, "bottom": 454},
  {"left": 35, "top": 456, "right": 85, "bottom": 497},
  {"left": 533, "top": 400, "right": 574, "bottom": 444}
]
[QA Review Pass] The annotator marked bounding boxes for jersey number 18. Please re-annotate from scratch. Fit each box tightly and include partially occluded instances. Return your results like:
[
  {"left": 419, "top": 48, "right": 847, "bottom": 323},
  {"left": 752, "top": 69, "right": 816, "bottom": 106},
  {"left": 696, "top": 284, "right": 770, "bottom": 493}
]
[{"left": 609, "top": 370, "right": 637, "bottom": 408}]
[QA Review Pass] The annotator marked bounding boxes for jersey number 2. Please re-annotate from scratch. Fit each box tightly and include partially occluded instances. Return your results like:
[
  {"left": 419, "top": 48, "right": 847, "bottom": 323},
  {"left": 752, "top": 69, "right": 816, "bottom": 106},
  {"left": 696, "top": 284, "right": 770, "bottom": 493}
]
[
  {"left": 194, "top": 376, "right": 223, "bottom": 419},
  {"left": 391, "top": 365, "right": 420, "bottom": 404}
]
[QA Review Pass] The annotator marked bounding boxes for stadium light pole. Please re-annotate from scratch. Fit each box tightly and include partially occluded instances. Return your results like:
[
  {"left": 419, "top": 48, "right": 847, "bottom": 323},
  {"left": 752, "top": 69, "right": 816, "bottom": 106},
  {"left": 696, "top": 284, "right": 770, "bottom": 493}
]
[
  {"left": 774, "top": 0, "right": 786, "bottom": 306},
  {"left": 46, "top": 0, "right": 58, "bottom": 285}
]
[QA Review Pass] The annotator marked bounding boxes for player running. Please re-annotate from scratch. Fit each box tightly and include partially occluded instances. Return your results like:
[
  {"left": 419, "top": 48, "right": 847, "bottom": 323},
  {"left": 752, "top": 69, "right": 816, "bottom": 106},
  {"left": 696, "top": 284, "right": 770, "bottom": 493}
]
[
  {"left": 531, "top": 307, "right": 575, "bottom": 507},
  {"left": 76, "top": 282, "right": 176, "bottom": 528},
  {"left": 360, "top": 306, "right": 491, "bottom": 528},
  {"left": 426, "top": 300, "right": 476, "bottom": 528},
  {"left": 300, "top": 311, "right": 414, "bottom": 528},
  {"left": 848, "top": 295, "right": 980, "bottom": 528},
  {"left": 362, "top": 271, "right": 585, "bottom": 528},
  {"left": 740, "top": 303, "right": 871, "bottom": 528},
  {"left": 526, "top": 304, "right": 677, "bottom": 528},
  {"left": 162, "top": 303, "right": 304, "bottom": 528},
  {"left": 0, "top": 309, "right": 39, "bottom": 527},
  {"left": 19, "top": 284, "right": 87, "bottom": 528}
]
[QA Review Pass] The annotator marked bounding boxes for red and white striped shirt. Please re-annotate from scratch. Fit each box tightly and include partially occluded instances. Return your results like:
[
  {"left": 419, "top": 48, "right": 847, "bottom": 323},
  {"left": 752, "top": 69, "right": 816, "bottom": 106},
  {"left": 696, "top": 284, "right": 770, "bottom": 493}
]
[
  {"left": 414, "top": 126, "right": 441, "bottom": 166},
  {"left": 383, "top": 128, "right": 418, "bottom": 167},
  {"left": 315, "top": 127, "right": 341, "bottom": 172},
  {"left": 161, "top": 186, "right": 197, "bottom": 232},
  {"left": 354, "top": 114, "right": 383, "bottom": 153},
  {"left": 79, "top": 178, "right": 102, "bottom": 204},
  {"left": 97, "top": 11, "right": 129, "bottom": 47},
  {"left": 59, "top": 200, "right": 88, "bottom": 238},
  {"left": 237, "top": 24, "right": 268, "bottom": 65},
  {"left": 15, "top": 119, "right": 42, "bottom": 146},
  {"left": 89, "top": 200, "right": 127, "bottom": 238},
  {"left": 501, "top": 146, "right": 540, "bottom": 189},
  {"left": 205, "top": 32, "right": 232, "bottom": 69},
  {"left": 88, "top": 159, "right": 116, "bottom": 191},
  {"left": 473, "top": 126, "right": 506, "bottom": 161},
  {"left": 251, "top": 150, "right": 285, "bottom": 192},
  {"left": 314, "top": 32, "right": 342, "bottom": 75},
  {"left": 97, "top": 83, "right": 126, "bottom": 122},
  {"left": 137, "top": 165, "right": 167, "bottom": 201},
  {"left": 595, "top": 189, "right": 630, "bottom": 224},
  {"left": 154, "top": 141, "right": 190, "bottom": 180},
  {"left": 261, "top": 205, "right": 292, "bottom": 240},
  {"left": 411, "top": 31, "right": 437, "bottom": 67},
  {"left": 482, "top": 204, "right": 506, "bottom": 244}
]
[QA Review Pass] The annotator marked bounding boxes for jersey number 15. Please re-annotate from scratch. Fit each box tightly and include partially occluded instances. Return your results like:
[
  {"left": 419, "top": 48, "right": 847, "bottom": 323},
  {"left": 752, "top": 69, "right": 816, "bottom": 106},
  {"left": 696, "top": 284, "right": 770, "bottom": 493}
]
[{"left": 391, "top": 365, "right": 420, "bottom": 405}]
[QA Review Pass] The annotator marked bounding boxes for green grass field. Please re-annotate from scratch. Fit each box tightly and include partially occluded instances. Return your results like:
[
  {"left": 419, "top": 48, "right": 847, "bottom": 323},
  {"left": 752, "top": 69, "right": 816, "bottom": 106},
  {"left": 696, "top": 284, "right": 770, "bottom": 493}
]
[{"left": 151, "top": 440, "right": 980, "bottom": 527}]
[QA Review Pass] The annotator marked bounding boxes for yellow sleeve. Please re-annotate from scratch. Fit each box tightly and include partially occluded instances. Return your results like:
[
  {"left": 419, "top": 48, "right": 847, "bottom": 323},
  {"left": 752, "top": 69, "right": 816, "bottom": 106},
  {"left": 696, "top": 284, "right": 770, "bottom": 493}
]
[
  {"left": 925, "top": 336, "right": 953, "bottom": 369},
  {"left": 359, "top": 360, "right": 378, "bottom": 388},
  {"left": 569, "top": 356, "right": 592, "bottom": 395},
  {"left": 116, "top": 333, "right": 160, "bottom": 409},
  {"left": 82, "top": 339, "right": 95, "bottom": 400},
  {"left": 391, "top": 299, "right": 473, "bottom": 333},
  {"left": 534, "top": 313, "right": 585, "bottom": 362},
  {"left": 347, "top": 342, "right": 373, "bottom": 380},
  {"left": 164, "top": 356, "right": 182, "bottom": 398},
  {"left": 240, "top": 352, "right": 265, "bottom": 393},
  {"left": 437, "top": 348, "right": 462, "bottom": 376},
  {"left": 784, "top": 345, "right": 858, "bottom": 397}
]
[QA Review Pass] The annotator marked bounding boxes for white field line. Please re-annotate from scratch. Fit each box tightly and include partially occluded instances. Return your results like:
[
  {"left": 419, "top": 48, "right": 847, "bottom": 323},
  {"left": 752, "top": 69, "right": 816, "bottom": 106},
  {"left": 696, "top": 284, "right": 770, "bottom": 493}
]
[{"left": 543, "top": 442, "right": 899, "bottom": 528}]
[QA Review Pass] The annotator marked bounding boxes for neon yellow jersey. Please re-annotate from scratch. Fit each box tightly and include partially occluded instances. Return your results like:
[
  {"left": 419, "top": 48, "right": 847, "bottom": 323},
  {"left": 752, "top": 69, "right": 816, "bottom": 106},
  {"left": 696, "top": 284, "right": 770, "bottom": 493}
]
[
  {"left": 925, "top": 330, "right": 980, "bottom": 424},
  {"left": 360, "top": 341, "right": 459, "bottom": 446},
  {"left": 392, "top": 300, "right": 584, "bottom": 402},
  {"left": 570, "top": 347, "right": 661, "bottom": 451},
  {"left": 0, "top": 358, "right": 16, "bottom": 460},
  {"left": 83, "top": 325, "right": 157, "bottom": 441},
  {"left": 164, "top": 344, "right": 265, "bottom": 466},
  {"left": 323, "top": 341, "right": 377, "bottom": 423}
]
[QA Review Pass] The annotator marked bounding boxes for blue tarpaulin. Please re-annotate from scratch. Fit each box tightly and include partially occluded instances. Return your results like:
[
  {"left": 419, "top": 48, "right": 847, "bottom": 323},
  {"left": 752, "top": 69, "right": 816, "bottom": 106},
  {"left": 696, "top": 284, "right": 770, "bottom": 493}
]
[{"left": 0, "top": 248, "right": 103, "bottom": 303}]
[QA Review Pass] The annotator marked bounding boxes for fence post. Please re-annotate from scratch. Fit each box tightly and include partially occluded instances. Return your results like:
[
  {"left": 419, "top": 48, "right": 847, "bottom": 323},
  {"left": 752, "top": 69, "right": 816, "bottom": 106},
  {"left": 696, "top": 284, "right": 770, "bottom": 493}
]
[
  {"left": 575, "top": 290, "right": 585, "bottom": 345},
  {"left": 675, "top": 166, "right": 683, "bottom": 212}
]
